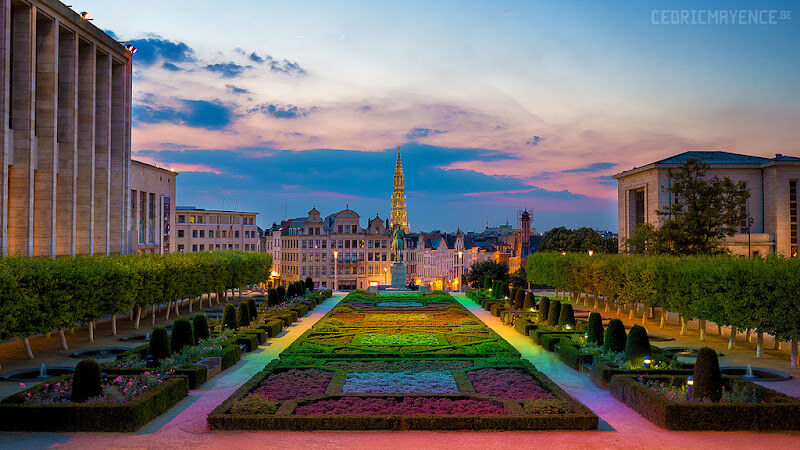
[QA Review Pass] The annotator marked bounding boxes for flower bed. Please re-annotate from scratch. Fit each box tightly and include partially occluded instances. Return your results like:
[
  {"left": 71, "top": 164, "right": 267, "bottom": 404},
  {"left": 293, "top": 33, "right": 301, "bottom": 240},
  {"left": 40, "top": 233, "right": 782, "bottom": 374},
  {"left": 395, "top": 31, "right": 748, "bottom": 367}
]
[
  {"left": 357, "top": 333, "right": 441, "bottom": 346},
  {"left": 468, "top": 368, "right": 554, "bottom": 400},
  {"left": 0, "top": 374, "right": 188, "bottom": 432},
  {"left": 375, "top": 301, "right": 424, "bottom": 307},
  {"left": 252, "top": 369, "right": 333, "bottom": 401},
  {"left": 610, "top": 375, "right": 800, "bottom": 430},
  {"left": 295, "top": 396, "right": 504, "bottom": 415},
  {"left": 208, "top": 291, "right": 598, "bottom": 431},
  {"left": 363, "top": 313, "right": 432, "bottom": 322},
  {"left": 341, "top": 371, "right": 458, "bottom": 394}
]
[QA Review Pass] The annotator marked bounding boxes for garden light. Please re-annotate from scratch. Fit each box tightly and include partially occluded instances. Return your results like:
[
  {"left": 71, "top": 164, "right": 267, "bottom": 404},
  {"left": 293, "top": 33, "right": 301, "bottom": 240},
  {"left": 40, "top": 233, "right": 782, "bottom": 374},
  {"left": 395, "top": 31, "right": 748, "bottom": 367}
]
[
  {"left": 565, "top": 324, "right": 572, "bottom": 330},
  {"left": 588, "top": 250, "right": 594, "bottom": 256},
  {"left": 643, "top": 356, "right": 652, "bottom": 369},
  {"left": 686, "top": 376, "right": 693, "bottom": 400}
]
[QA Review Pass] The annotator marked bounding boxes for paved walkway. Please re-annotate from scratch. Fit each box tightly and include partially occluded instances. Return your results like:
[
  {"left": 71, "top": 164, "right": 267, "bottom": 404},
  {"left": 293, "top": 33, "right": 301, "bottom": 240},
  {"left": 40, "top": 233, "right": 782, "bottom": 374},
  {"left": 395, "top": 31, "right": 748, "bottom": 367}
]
[{"left": 0, "top": 293, "right": 798, "bottom": 449}]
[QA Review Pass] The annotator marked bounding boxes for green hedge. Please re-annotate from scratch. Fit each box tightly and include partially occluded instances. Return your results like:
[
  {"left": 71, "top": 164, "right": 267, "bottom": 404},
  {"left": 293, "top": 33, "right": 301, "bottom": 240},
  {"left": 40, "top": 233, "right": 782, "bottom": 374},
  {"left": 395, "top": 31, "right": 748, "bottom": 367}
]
[
  {"left": 610, "top": 375, "right": 800, "bottom": 430},
  {"left": 540, "top": 334, "right": 567, "bottom": 352},
  {"left": 219, "top": 344, "right": 242, "bottom": 370},
  {"left": 526, "top": 252, "right": 800, "bottom": 346},
  {"left": 557, "top": 340, "right": 597, "bottom": 371},
  {"left": 0, "top": 251, "right": 272, "bottom": 344},
  {"left": 260, "top": 319, "right": 284, "bottom": 338},
  {"left": 0, "top": 375, "right": 188, "bottom": 432},
  {"left": 591, "top": 355, "right": 692, "bottom": 390},
  {"left": 244, "top": 328, "right": 266, "bottom": 345},
  {"left": 290, "top": 304, "right": 309, "bottom": 317},
  {"left": 235, "top": 333, "right": 259, "bottom": 352},
  {"left": 514, "top": 319, "right": 537, "bottom": 336}
]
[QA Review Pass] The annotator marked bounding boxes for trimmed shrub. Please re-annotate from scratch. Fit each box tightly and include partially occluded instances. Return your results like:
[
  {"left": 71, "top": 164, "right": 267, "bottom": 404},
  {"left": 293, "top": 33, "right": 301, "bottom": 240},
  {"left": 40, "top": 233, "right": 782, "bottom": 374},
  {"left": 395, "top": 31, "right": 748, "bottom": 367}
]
[
  {"left": 603, "top": 319, "right": 626, "bottom": 353},
  {"left": 547, "top": 300, "right": 561, "bottom": 326},
  {"left": 483, "top": 276, "right": 492, "bottom": 289},
  {"left": 71, "top": 359, "right": 102, "bottom": 403},
  {"left": 223, "top": 304, "right": 237, "bottom": 330},
  {"left": 305, "top": 276, "right": 314, "bottom": 291},
  {"left": 149, "top": 327, "right": 171, "bottom": 362},
  {"left": 514, "top": 289, "right": 525, "bottom": 310},
  {"left": 287, "top": 283, "right": 297, "bottom": 298},
  {"left": 557, "top": 304, "right": 576, "bottom": 328},
  {"left": 193, "top": 313, "right": 210, "bottom": 341},
  {"left": 692, "top": 347, "right": 722, "bottom": 402},
  {"left": 539, "top": 296, "right": 550, "bottom": 322},
  {"left": 267, "top": 288, "right": 278, "bottom": 306},
  {"left": 276, "top": 285, "right": 286, "bottom": 302},
  {"left": 624, "top": 325, "right": 650, "bottom": 362},
  {"left": 500, "top": 283, "right": 511, "bottom": 300},
  {"left": 237, "top": 304, "right": 251, "bottom": 328},
  {"left": 523, "top": 292, "right": 535, "bottom": 310},
  {"left": 587, "top": 312, "right": 603, "bottom": 346},
  {"left": 170, "top": 318, "right": 194, "bottom": 353},
  {"left": 262, "top": 319, "right": 283, "bottom": 337},
  {"left": 247, "top": 298, "right": 257, "bottom": 320}
]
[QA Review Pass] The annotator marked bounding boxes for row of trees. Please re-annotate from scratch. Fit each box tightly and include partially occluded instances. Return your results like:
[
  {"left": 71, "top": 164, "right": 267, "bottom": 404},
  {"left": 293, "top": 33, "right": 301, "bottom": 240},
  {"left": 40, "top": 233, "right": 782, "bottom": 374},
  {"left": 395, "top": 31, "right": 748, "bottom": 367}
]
[
  {"left": 0, "top": 251, "right": 272, "bottom": 359},
  {"left": 526, "top": 252, "right": 800, "bottom": 366}
]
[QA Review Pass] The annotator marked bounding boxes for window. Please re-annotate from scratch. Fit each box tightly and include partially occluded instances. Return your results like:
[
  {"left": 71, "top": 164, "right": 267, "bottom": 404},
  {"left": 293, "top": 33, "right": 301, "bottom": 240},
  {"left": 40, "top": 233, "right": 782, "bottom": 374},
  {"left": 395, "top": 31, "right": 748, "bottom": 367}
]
[
  {"left": 235, "top": 244, "right": 239, "bottom": 249},
  {"left": 192, "top": 230, "right": 198, "bottom": 238},
  {"left": 138, "top": 192, "right": 146, "bottom": 244},
  {"left": 216, "top": 244, "right": 221, "bottom": 249},
  {"left": 235, "top": 231, "right": 240, "bottom": 238},
  {"left": 633, "top": 188, "right": 645, "bottom": 225},
  {"left": 352, "top": 240, "right": 357, "bottom": 248},
  {"left": 178, "top": 229, "right": 184, "bottom": 238},
  {"left": 199, "top": 244, "right": 205, "bottom": 251},
  {"left": 192, "top": 244, "right": 198, "bottom": 252},
  {"left": 368, "top": 240, "right": 373, "bottom": 248},
  {"left": 351, "top": 225, "right": 358, "bottom": 233},
  {"left": 209, "top": 230, "right": 214, "bottom": 239},
  {"left": 338, "top": 225, "right": 343, "bottom": 233},
  {"left": 322, "top": 240, "right": 327, "bottom": 248},
  {"left": 177, "top": 244, "right": 184, "bottom": 252},
  {"left": 178, "top": 215, "right": 185, "bottom": 223},
  {"left": 199, "top": 230, "right": 205, "bottom": 238}
]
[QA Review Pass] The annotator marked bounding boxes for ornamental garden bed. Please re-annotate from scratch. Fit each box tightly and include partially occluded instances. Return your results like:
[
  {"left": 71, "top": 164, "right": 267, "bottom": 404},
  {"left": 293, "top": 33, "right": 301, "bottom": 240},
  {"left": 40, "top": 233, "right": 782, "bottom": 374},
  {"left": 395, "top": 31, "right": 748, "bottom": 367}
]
[
  {"left": 209, "top": 291, "right": 597, "bottom": 431},
  {"left": 610, "top": 375, "right": 800, "bottom": 431},
  {"left": 0, "top": 372, "right": 189, "bottom": 432}
]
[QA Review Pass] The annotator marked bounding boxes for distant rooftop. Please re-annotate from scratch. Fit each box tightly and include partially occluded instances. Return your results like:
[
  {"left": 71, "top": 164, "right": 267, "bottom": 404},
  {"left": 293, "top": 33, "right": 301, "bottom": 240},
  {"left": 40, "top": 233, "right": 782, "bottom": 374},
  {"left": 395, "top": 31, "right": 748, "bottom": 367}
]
[{"left": 615, "top": 151, "right": 800, "bottom": 179}]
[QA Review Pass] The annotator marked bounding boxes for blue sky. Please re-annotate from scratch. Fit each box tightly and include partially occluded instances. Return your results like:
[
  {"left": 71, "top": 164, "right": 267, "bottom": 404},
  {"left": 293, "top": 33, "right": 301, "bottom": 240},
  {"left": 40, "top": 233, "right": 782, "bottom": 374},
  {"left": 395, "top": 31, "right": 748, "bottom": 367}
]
[{"left": 72, "top": 0, "right": 799, "bottom": 232}]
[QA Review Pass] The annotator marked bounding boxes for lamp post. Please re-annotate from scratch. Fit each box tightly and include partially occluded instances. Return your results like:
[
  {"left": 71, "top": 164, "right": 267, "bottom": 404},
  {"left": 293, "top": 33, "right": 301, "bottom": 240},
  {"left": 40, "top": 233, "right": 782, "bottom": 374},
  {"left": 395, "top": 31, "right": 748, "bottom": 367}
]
[
  {"left": 383, "top": 266, "right": 387, "bottom": 284},
  {"left": 333, "top": 250, "right": 338, "bottom": 292},
  {"left": 747, "top": 216, "right": 754, "bottom": 258}
]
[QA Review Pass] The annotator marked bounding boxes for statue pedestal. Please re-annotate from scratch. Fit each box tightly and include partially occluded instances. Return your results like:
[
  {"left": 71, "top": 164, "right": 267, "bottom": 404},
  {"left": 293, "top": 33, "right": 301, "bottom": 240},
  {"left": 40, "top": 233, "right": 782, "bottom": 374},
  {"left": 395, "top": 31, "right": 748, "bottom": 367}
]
[{"left": 390, "top": 263, "right": 407, "bottom": 289}]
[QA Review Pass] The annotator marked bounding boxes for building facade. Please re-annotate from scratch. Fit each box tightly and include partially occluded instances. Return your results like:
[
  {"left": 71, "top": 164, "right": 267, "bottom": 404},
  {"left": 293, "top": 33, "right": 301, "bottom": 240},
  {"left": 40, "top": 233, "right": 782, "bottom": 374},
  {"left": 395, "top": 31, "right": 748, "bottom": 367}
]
[
  {"left": 614, "top": 151, "right": 800, "bottom": 257},
  {"left": 174, "top": 207, "right": 259, "bottom": 253},
  {"left": 1, "top": 0, "right": 133, "bottom": 257},
  {"left": 128, "top": 160, "right": 176, "bottom": 254}
]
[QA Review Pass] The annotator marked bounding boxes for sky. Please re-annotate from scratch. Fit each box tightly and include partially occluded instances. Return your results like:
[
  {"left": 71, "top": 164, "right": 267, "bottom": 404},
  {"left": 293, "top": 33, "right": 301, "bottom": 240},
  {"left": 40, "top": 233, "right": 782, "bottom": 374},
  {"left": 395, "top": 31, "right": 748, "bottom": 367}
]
[{"left": 71, "top": 0, "right": 799, "bottom": 232}]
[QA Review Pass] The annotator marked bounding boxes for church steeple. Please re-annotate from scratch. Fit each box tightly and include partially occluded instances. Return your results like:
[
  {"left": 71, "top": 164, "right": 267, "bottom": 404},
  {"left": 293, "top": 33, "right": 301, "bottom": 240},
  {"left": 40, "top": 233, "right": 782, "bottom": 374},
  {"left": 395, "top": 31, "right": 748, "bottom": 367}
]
[{"left": 390, "top": 146, "right": 409, "bottom": 232}]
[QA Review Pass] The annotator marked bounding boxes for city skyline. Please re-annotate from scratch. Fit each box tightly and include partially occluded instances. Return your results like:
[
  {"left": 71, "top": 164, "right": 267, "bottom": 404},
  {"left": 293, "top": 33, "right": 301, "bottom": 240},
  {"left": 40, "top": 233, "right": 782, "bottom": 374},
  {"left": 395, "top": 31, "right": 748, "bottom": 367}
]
[{"left": 67, "top": 0, "right": 799, "bottom": 231}]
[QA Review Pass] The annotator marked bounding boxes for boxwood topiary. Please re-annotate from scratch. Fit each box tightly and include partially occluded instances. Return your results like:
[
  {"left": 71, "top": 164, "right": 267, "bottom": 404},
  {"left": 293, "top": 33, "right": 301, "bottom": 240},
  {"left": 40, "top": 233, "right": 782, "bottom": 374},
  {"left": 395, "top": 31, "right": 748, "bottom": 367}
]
[
  {"left": 247, "top": 298, "right": 257, "bottom": 320},
  {"left": 692, "top": 347, "right": 722, "bottom": 402},
  {"left": 523, "top": 292, "right": 535, "bottom": 310},
  {"left": 276, "top": 285, "right": 286, "bottom": 302},
  {"left": 267, "top": 288, "right": 278, "bottom": 306},
  {"left": 539, "top": 296, "right": 550, "bottom": 322},
  {"left": 71, "top": 358, "right": 102, "bottom": 403},
  {"left": 305, "top": 276, "right": 314, "bottom": 291},
  {"left": 193, "top": 313, "right": 210, "bottom": 341},
  {"left": 287, "top": 283, "right": 297, "bottom": 298},
  {"left": 500, "top": 283, "right": 511, "bottom": 300},
  {"left": 624, "top": 324, "right": 650, "bottom": 362},
  {"left": 483, "top": 276, "right": 492, "bottom": 289},
  {"left": 514, "top": 289, "right": 525, "bottom": 310},
  {"left": 237, "top": 303, "right": 250, "bottom": 327},
  {"left": 547, "top": 300, "right": 561, "bottom": 326},
  {"left": 603, "top": 319, "right": 626, "bottom": 353},
  {"left": 557, "top": 304, "right": 576, "bottom": 328},
  {"left": 149, "top": 326, "right": 171, "bottom": 363},
  {"left": 170, "top": 318, "right": 195, "bottom": 352},
  {"left": 587, "top": 312, "right": 603, "bottom": 346},
  {"left": 223, "top": 304, "right": 237, "bottom": 330}
]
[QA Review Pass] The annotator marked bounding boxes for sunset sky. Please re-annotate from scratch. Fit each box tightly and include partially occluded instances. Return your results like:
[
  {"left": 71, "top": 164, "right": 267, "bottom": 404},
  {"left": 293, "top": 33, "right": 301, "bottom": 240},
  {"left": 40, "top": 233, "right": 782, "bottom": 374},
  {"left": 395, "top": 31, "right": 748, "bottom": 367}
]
[{"left": 71, "top": 0, "right": 799, "bottom": 232}]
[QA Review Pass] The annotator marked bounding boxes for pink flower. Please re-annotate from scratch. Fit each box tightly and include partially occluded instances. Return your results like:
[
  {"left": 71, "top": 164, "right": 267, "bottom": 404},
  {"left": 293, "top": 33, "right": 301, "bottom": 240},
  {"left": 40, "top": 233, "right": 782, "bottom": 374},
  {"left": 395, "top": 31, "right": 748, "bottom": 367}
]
[
  {"left": 18, "top": 383, "right": 26, "bottom": 389},
  {"left": 123, "top": 388, "right": 128, "bottom": 393}
]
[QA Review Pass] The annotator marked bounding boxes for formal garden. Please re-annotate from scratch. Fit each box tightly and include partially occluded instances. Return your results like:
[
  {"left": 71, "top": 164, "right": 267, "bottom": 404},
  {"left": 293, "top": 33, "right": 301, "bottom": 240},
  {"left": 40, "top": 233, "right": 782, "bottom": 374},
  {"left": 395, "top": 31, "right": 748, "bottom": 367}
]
[{"left": 207, "top": 290, "right": 598, "bottom": 431}]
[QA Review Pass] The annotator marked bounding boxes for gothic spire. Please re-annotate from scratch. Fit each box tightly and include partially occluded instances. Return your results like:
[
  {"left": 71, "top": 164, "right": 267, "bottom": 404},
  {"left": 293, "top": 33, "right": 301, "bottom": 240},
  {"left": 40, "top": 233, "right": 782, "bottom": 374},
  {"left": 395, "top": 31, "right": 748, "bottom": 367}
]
[{"left": 390, "top": 146, "right": 409, "bottom": 232}]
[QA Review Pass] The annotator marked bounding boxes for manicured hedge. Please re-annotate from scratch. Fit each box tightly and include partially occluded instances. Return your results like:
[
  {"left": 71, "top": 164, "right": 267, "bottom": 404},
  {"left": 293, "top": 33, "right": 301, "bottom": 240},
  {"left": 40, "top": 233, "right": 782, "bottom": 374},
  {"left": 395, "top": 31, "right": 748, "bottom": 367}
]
[
  {"left": 590, "top": 359, "right": 692, "bottom": 390},
  {"left": 526, "top": 252, "right": 800, "bottom": 351},
  {"left": 557, "top": 340, "right": 596, "bottom": 371},
  {"left": 514, "top": 319, "right": 537, "bottom": 336},
  {"left": 0, "top": 375, "right": 188, "bottom": 432},
  {"left": 235, "top": 333, "right": 259, "bottom": 352},
  {"left": 244, "top": 328, "right": 266, "bottom": 345},
  {"left": 261, "top": 319, "right": 284, "bottom": 338},
  {"left": 610, "top": 375, "right": 800, "bottom": 431}
]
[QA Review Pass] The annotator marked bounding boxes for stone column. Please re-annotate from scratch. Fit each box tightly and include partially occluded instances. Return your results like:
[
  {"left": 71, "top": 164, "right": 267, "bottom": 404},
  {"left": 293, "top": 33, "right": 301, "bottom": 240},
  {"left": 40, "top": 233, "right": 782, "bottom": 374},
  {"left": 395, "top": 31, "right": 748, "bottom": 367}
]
[
  {"left": 109, "top": 59, "right": 125, "bottom": 254},
  {"left": 8, "top": 2, "right": 35, "bottom": 256},
  {"left": 93, "top": 51, "right": 110, "bottom": 255},
  {"left": 32, "top": 12, "right": 57, "bottom": 257},
  {"left": 0, "top": 0, "right": 9, "bottom": 256},
  {"left": 56, "top": 27, "right": 77, "bottom": 256},
  {"left": 75, "top": 39, "right": 94, "bottom": 255}
]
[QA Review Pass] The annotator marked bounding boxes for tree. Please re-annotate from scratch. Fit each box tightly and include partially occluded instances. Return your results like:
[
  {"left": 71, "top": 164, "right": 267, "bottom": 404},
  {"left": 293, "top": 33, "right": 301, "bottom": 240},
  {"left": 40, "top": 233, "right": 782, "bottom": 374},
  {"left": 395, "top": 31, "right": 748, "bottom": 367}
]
[
  {"left": 465, "top": 261, "right": 509, "bottom": 288},
  {"left": 509, "top": 267, "right": 527, "bottom": 288},
  {"left": 656, "top": 158, "right": 750, "bottom": 255},
  {"left": 538, "top": 227, "right": 616, "bottom": 254},
  {"left": 624, "top": 223, "right": 661, "bottom": 255}
]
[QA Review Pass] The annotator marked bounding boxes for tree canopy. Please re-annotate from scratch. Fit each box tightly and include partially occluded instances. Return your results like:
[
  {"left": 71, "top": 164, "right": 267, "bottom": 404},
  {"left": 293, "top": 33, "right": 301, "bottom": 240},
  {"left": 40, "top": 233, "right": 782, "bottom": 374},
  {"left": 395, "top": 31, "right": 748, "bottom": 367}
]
[
  {"left": 538, "top": 226, "right": 617, "bottom": 254},
  {"left": 465, "top": 260, "right": 509, "bottom": 288}
]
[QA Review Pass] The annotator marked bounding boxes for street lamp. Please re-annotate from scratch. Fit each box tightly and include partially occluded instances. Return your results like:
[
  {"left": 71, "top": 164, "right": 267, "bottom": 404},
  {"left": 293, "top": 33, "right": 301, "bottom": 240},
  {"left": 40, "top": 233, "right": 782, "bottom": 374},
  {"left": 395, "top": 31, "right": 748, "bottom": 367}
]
[
  {"left": 383, "top": 266, "right": 388, "bottom": 284},
  {"left": 333, "top": 250, "right": 338, "bottom": 292},
  {"left": 746, "top": 216, "right": 754, "bottom": 258},
  {"left": 588, "top": 250, "right": 594, "bottom": 257}
]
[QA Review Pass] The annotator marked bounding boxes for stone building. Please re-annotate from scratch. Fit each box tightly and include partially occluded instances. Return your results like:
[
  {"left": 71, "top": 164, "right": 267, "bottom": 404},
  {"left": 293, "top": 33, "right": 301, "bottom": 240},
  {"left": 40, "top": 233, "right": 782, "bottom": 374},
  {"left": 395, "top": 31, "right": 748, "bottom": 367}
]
[
  {"left": 174, "top": 207, "right": 259, "bottom": 253},
  {"left": 614, "top": 151, "right": 800, "bottom": 257},
  {"left": 1, "top": 0, "right": 133, "bottom": 256},
  {"left": 128, "top": 160, "right": 176, "bottom": 254}
]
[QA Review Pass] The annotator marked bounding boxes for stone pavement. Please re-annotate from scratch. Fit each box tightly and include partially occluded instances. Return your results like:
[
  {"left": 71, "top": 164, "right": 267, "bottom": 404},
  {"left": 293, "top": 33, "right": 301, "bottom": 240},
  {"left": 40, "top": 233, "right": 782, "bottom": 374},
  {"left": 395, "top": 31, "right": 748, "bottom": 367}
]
[{"left": 0, "top": 292, "right": 797, "bottom": 449}]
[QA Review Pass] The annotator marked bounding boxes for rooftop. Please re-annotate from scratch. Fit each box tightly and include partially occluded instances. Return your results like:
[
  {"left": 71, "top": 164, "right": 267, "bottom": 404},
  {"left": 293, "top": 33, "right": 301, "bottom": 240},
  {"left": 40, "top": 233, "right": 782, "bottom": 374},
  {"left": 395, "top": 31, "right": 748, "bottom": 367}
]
[
  {"left": 176, "top": 206, "right": 258, "bottom": 215},
  {"left": 614, "top": 151, "right": 800, "bottom": 179}
]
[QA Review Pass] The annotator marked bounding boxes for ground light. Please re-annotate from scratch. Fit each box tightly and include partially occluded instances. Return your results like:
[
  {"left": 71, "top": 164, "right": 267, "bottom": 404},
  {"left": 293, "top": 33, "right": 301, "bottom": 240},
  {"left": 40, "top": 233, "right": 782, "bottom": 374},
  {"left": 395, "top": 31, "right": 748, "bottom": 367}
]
[
  {"left": 686, "top": 376, "right": 694, "bottom": 399},
  {"left": 643, "top": 356, "right": 652, "bottom": 369}
]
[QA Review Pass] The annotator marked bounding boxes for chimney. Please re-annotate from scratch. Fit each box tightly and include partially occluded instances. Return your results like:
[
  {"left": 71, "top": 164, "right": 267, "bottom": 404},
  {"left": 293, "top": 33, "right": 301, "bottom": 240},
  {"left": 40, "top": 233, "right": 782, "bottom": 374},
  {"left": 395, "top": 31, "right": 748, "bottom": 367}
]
[{"left": 776, "top": 154, "right": 783, "bottom": 159}]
